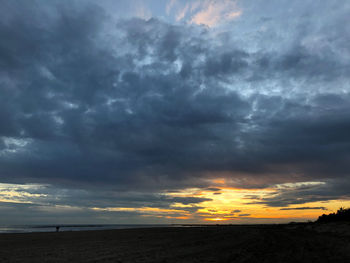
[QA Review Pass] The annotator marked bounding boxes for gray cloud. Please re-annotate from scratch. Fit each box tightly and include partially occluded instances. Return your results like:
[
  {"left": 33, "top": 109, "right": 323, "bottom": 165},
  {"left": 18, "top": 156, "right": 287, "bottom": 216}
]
[
  {"left": 0, "top": 202, "right": 168, "bottom": 225},
  {"left": 169, "top": 197, "right": 212, "bottom": 205},
  {"left": 0, "top": 0, "right": 350, "bottom": 221},
  {"left": 280, "top": 207, "right": 327, "bottom": 211},
  {"left": 246, "top": 179, "right": 350, "bottom": 207},
  {"left": 238, "top": 214, "right": 251, "bottom": 217}
]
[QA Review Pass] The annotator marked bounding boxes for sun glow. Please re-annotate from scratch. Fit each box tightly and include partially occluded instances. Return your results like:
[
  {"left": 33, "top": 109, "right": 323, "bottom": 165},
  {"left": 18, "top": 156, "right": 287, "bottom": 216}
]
[
  {"left": 158, "top": 180, "right": 350, "bottom": 223},
  {"left": 205, "top": 217, "right": 228, "bottom": 221}
]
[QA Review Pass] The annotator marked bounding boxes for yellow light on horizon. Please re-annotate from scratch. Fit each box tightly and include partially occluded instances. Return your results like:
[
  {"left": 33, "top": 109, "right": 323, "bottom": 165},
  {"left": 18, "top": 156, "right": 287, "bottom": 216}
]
[{"left": 205, "top": 217, "right": 229, "bottom": 221}]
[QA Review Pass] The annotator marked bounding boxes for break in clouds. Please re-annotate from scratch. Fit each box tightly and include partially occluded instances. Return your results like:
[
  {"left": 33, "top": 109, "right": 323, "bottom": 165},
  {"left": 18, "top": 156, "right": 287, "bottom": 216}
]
[{"left": 0, "top": 0, "right": 350, "bottom": 223}]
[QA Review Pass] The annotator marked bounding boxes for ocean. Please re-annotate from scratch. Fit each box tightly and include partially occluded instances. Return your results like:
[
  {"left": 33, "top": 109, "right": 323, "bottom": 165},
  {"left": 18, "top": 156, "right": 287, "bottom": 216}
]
[{"left": 0, "top": 224, "right": 175, "bottom": 233}]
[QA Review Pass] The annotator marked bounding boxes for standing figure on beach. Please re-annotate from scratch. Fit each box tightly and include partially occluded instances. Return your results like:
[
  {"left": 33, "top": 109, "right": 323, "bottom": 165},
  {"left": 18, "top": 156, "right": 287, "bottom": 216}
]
[{"left": 56, "top": 226, "right": 60, "bottom": 232}]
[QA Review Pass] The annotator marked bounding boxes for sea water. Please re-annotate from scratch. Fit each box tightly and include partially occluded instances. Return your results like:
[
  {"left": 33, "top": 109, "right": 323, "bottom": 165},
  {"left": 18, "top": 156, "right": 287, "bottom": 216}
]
[{"left": 0, "top": 224, "right": 174, "bottom": 233}]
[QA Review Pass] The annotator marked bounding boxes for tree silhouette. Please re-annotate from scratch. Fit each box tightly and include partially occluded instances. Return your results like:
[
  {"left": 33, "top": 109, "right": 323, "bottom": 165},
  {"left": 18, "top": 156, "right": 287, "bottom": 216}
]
[{"left": 316, "top": 207, "right": 350, "bottom": 223}]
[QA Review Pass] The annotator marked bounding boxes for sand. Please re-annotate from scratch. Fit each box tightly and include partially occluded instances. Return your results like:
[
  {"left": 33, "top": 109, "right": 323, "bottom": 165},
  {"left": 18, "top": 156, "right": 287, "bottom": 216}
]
[{"left": 0, "top": 224, "right": 349, "bottom": 262}]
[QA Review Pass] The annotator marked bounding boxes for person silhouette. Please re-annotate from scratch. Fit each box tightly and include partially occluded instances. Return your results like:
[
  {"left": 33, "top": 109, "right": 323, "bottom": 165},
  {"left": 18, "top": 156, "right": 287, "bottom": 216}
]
[{"left": 56, "top": 226, "right": 60, "bottom": 232}]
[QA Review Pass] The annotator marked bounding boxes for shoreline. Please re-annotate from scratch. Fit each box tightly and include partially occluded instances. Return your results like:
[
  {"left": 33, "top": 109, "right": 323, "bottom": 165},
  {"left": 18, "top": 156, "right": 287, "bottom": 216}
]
[
  {"left": 0, "top": 223, "right": 302, "bottom": 234},
  {"left": 0, "top": 222, "right": 314, "bottom": 235}
]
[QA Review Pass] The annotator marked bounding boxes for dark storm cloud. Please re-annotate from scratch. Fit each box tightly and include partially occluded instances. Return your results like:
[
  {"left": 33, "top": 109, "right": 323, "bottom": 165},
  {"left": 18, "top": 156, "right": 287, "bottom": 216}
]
[{"left": 0, "top": 0, "right": 350, "bottom": 210}]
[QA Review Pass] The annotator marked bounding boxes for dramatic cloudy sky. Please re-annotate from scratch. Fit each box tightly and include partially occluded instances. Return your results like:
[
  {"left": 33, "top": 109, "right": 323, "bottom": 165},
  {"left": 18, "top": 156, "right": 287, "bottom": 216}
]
[{"left": 1, "top": 0, "right": 350, "bottom": 224}]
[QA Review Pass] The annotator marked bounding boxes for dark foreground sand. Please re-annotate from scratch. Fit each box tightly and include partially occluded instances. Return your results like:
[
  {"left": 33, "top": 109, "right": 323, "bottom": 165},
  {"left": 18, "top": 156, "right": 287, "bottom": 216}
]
[{"left": 1, "top": 224, "right": 350, "bottom": 262}]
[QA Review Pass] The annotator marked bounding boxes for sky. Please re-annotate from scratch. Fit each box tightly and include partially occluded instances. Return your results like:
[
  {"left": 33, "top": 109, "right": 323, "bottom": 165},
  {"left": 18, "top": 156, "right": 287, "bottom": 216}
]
[{"left": 0, "top": 0, "right": 350, "bottom": 225}]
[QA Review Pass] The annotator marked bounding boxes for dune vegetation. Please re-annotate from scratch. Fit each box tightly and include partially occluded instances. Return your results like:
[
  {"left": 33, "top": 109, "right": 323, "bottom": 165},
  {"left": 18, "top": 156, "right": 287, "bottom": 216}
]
[{"left": 316, "top": 207, "right": 350, "bottom": 223}]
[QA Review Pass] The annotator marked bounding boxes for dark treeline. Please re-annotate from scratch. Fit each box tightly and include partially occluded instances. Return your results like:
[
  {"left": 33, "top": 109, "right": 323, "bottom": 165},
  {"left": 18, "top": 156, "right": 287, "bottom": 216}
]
[{"left": 316, "top": 207, "right": 350, "bottom": 223}]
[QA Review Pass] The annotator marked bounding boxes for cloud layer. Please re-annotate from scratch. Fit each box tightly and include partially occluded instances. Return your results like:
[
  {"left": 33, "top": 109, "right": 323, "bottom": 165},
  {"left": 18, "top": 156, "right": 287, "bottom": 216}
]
[{"left": 0, "top": 0, "right": 350, "bottom": 223}]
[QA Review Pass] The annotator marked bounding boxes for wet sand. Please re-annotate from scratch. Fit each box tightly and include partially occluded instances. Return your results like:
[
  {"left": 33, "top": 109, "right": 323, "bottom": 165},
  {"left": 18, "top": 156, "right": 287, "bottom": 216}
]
[{"left": 0, "top": 224, "right": 349, "bottom": 262}]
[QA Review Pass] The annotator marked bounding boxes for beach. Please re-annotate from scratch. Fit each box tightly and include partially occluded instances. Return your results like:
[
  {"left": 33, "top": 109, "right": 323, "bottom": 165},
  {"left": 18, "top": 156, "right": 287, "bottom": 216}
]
[{"left": 0, "top": 224, "right": 349, "bottom": 262}]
